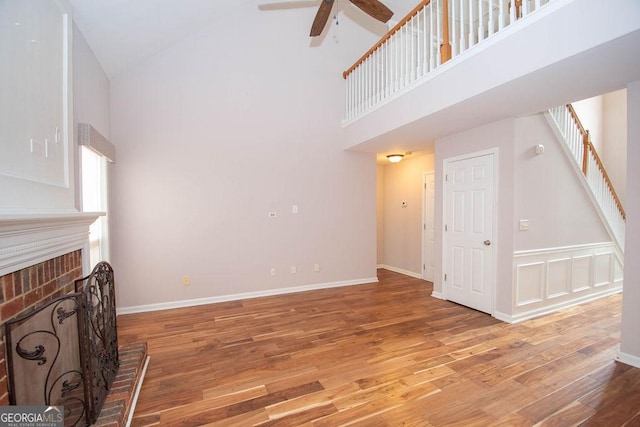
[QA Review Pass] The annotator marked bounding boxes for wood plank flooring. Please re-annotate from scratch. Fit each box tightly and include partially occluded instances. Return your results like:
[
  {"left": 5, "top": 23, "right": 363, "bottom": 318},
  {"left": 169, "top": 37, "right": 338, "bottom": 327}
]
[{"left": 117, "top": 269, "right": 640, "bottom": 426}]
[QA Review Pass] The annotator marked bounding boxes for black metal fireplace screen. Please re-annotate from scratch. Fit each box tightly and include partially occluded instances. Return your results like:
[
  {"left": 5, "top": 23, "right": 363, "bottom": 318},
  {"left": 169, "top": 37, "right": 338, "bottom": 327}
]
[{"left": 4, "top": 262, "right": 119, "bottom": 426}]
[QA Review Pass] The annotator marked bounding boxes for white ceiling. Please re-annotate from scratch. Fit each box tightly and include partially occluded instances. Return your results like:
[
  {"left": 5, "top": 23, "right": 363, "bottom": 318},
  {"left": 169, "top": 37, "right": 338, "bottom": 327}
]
[
  {"left": 69, "top": 0, "right": 251, "bottom": 78},
  {"left": 68, "top": 0, "right": 413, "bottom": 78}
]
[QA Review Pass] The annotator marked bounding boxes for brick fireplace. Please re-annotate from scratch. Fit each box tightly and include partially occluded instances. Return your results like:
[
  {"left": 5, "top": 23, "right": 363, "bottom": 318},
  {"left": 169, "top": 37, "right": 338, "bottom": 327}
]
[
  {"left": 0, "top": 214, "right": 148, "bottom": 426},
  {"left": 0, "top": 250, "right": 83, "bottom": 405}
]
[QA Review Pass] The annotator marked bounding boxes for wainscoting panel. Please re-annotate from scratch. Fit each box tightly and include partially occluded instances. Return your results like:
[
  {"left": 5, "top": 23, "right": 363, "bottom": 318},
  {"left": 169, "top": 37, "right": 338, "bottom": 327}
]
[
  {"left": 594, "top": 252, "right": 613, "bottom": 287},
  {"left": 515, "top": 262, "right": 545, "bottom": 306},
  {"left": 511, "top": 243, "right": 623, "bottom": 322},
  {"left": 572, "top": 255, "right": 592, "bottom": 292},
  {"left": 547, "top": 257, "right": 571, "bottom": 298}
]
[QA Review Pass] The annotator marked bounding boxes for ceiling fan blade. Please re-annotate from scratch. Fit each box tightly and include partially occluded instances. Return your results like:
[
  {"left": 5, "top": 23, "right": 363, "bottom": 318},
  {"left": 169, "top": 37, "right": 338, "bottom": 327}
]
[
  {"left": 349, "top": 0, "right": 393, "bottom": 23},
  {"left": 310, "top": 0, "right": 334, "bottom": 37}
]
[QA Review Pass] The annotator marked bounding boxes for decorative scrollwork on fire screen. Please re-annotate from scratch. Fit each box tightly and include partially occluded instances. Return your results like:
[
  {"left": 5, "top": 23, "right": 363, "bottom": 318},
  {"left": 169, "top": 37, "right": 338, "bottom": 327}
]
[
  {"left": 5, "top": 261, "right": 120, "bottom": 427},
  {"left": 75, "top": 261, "right": 119, "bottom": 425},
  {"left": 5, "top": 296, "right": 87, "bottom": 426}
]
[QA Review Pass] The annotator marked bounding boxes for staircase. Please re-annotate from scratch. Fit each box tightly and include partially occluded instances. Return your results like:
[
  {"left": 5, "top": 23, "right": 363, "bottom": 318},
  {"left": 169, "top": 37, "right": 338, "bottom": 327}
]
[{"left": 547, "top": 105, "right": 626, "bottom": 254}]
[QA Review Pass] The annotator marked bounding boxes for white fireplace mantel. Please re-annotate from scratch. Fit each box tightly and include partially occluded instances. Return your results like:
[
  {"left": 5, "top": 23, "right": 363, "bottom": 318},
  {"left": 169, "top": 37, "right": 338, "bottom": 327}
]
[{"left": 0, "top": 212, "right": 102, "bottom": 277}]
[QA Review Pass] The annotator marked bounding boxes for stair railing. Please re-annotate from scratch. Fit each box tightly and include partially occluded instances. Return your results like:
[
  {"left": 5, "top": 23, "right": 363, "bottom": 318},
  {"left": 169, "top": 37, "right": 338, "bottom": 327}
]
[
  {"left": 343, "top": 0, "right": 554, "bottom": 122},
  {"left": 548, "top": 104, "right": 626, "bottom": 249}
]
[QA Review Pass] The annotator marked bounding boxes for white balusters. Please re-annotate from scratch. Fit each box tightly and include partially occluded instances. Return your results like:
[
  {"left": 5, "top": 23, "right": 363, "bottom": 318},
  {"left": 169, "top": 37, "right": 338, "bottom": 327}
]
[
  {"left": 549, "top": 105, "right": 626, "bottom": 250},
  {"left": 488, "top": 0, "right": 495, "bottom": 37},
  {"left": 403, "top": 22, "right": 407, "bottom": 86},
  {"left": 468, "top": 0, "right": 474, "bottom": 48},
  {"left": 420, "top": 3, "right": 425, "bottom": 71},
  {"left": 343, "top": 0, "right": 556, "bottom": 122},
  {"left": 478, "top": 0, "right": 485, "bottom": 42},
  {"left": 451, "top": 0, "right": 458, "bottom": 56},
  {"left": 410, "top": 16, "right": 415, "bottom": 82}
]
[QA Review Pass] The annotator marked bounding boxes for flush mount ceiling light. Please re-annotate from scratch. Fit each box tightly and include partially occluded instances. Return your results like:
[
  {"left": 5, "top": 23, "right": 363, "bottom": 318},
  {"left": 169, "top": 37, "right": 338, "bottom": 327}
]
[{"left": 387, "top": 154, "right": 404, "bottom": 163}]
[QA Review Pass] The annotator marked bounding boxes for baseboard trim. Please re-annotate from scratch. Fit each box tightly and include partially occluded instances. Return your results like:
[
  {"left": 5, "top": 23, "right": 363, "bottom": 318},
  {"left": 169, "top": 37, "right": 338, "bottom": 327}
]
[
  {"left": 117, "top": 276, "right": 379, "bottom": 315},
  {"left": 506, "top": 286, "right": 622, "bottom": 323},
  {"left": 617, "top": 351, "right": 640, "bottom": 369},
  {"left": 493, "top": 311, "right": 513, "bottom": 323},
  {"left": 431, "top": 291, "right": 444, "bottom": 300},
  {"left": 378, "top": 264, "right": 422, "bottom": 279}
]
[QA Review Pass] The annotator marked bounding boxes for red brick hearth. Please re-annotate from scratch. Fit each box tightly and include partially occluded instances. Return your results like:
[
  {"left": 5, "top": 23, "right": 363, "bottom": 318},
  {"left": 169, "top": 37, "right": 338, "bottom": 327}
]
[
  {"left": 94, "top": 342, "right": 148, "bottom": 427},
  {"left": 0, "top": 251, "right": 148, "bottom": 426}
]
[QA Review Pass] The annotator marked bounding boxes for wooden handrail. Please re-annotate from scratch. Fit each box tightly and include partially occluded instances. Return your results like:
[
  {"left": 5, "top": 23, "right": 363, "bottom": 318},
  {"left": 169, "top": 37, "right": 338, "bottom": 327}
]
[
  {"left": 566, "top": 104, "right": 587, "bottom": 135},
  {"left": 343, "top": 0, "right": 432, "bottom": 79},
  {"left": 586, "top": 139, "right": 626, "bottom": 220},
  {"left": 566, "top": 104, "right": 626, "bottom": 221}
]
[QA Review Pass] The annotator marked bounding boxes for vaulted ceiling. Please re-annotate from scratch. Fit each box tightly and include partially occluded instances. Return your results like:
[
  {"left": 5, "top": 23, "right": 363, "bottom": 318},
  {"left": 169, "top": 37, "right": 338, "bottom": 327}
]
[{"left": 68, "top": 0, "right": 413, "bottom": 78}]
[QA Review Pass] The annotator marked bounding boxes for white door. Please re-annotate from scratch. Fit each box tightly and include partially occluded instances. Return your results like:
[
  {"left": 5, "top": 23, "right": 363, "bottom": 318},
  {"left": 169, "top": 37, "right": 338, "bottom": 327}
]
[
  {"left": 423, "top": 172, "right": 435, "bottom": 281},
  {"left": 443, "top": 152, "right": 495, "bottom": 314}
]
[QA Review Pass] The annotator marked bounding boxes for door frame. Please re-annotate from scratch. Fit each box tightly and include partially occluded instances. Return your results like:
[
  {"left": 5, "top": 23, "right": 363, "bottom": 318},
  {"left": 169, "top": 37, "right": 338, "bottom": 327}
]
[
  {"left": 422, "top": 171, "right": 435, "bottom": 281},
  {"left": 441, "top": 148, "right": 499, "bottom": 315}
]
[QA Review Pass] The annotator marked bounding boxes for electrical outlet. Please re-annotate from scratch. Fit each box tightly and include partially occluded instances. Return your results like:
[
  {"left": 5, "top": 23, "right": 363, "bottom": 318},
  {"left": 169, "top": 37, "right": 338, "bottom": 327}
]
[
  {"left": 290, "top": 266, "right": 297, "bottom": 274},
  {"left": 314, "top": 264, "right": 320, "bottom": 272},
  {"left": 182, "top": 275, "right": 190, "bottom": 286},
  {"left": 270, "top": 268, "right": 276, "bottom": 276}
]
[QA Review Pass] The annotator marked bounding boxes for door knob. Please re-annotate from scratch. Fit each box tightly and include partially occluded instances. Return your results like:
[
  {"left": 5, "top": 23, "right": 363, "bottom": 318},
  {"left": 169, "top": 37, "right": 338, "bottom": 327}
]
[{"left": 484, "top": 240, "right": 491, "bottom": 246}]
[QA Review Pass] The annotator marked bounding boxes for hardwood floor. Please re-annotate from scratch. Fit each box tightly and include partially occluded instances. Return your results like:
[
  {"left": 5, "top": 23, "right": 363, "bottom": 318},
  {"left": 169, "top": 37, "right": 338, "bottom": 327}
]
[{"left": 118, "top": 269, "right": 640, "bottom": 426}]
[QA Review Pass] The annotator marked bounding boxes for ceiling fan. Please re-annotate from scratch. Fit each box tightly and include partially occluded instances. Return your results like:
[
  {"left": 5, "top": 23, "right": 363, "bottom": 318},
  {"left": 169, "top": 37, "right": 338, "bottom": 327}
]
[{"left": 260, "top": 0, "right": 394, "bottom": 37}]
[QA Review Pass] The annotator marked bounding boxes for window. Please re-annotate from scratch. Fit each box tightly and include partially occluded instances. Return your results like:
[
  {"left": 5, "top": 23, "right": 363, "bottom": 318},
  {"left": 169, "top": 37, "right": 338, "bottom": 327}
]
[{"left": 82, "top": 145, "right": 110, "bottom": 267}]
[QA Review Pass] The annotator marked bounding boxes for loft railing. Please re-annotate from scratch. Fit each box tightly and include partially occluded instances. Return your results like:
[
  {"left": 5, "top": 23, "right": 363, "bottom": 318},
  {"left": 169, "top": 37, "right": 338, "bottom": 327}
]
[
  {"left": 548, "top": 104, "right": 626, "bottom": 249},
  {"left": 343, "top": 0, "right": 553, "bottom": 122}
]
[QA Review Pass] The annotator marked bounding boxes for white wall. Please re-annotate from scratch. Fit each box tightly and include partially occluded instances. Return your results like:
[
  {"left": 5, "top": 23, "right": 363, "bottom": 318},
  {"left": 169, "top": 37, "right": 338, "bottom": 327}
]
[
  {"left": 571, "top": 90, "right": 627, "bottom": 206},
  {"left": 572, "top": 95, "right": 604, "bottom": 155},
  {"left": 344, "top": 0, "right": 640, "bottom": 153},
  {"left": 380, "top": 153, "right": 434, "bottom": 275},
  {"left": 109, "top": 4, "right": 379, "bottom": 309},
  {"left": 1, "top": 21, "right": 111, "bottom": 215},
  {"left": 620, "top": 80, "right": 640, "bottom": 366},
  {"left": 73, "top": 25, "right": 113, "bottom": 274},
  {"left": 73, "top": 26, "right": 110, "bottom": 141},
  {"left": 511, "top": 114, "right": 619, "bottom": 321},
  {"left": 513, "top": 114, "right": 610, "bottom": 250},
  {"left": 434, "top": 119, "right": 515, "bottom": 315},
  {"left": 435, "top": 114, "right": 614, "bottom": 319},
  {"left": 0, "top": 2, "right": 77, "bottom": 213},
  {"left": 603, "top": 89, "right": 627, "bottom": 206},
  {"left": 376, "top": 164, "right": 385, "bottom": 265}
]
